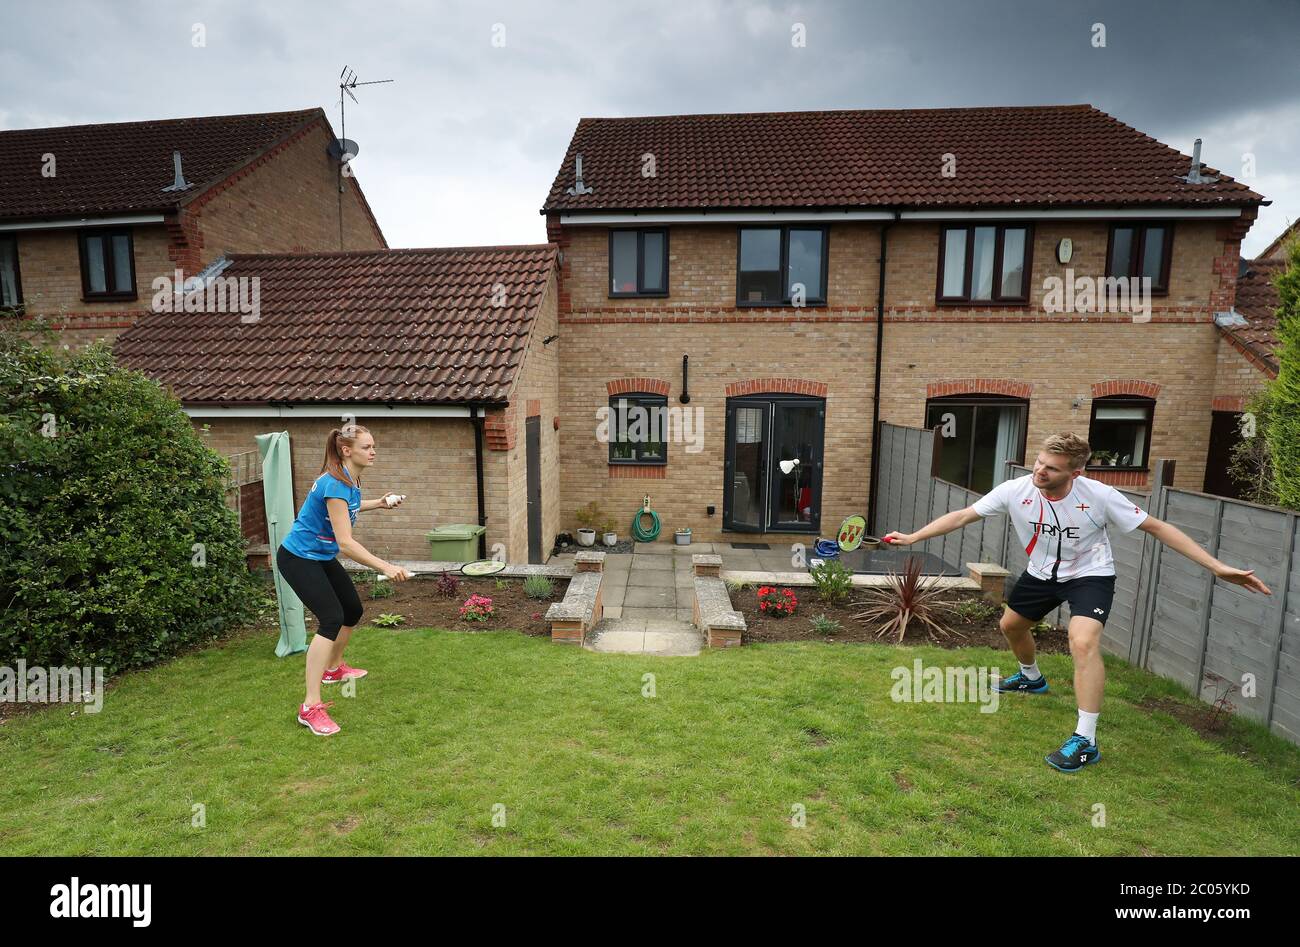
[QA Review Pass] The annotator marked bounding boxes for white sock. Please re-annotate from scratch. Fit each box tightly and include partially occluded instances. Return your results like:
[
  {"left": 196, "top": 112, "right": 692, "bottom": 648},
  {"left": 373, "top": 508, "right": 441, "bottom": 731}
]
[
  {"left": 1019, "top": 661, "right": 1041, "bottom": 681},
  {"left": 1076, "top": 709, "right": 1099, "bottom": 742}
]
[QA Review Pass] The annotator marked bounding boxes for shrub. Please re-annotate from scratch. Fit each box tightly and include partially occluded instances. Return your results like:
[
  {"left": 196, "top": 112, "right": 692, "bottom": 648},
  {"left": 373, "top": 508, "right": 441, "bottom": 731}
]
[
  {"left": 573, "top": 501, "right": 605, "bottom": 532},
  {"left": 370, "top": 574, "right": 396, "bottom": 599},
  {"left": 810, "top": 613, "right": 841, "bottom": 636},
  {"left": 459, "top": 594, "right": 494, "bottom": 622},
  {"left": 524, "top": 574, "right": 554, "bottom": 599},
  {"left": 852, "top": 556, "right": 963, "bottom": 643},
  {"left": 434, "top": 572, "right": 460, "bottom": 598},
  {"left": 372, "top": 613, "right": 405, "bottom": 627},
  {"left": 1267, "top": 238, "right": 1300, "bottom": 510},
  {"left": 0, "top": 336, "right": 261, "bottom": 675},
  {"left": 952, "top": 597, "right": 1000, "bottom": 623},
  {"left": 757, "top": 586, "right": 797, "bottom": 617},
  {"left": 809, "top": 559, "right": 853, "bottom": 604},
  {"left": 725, "top": 578, "right": 753, "bottom": 595}
]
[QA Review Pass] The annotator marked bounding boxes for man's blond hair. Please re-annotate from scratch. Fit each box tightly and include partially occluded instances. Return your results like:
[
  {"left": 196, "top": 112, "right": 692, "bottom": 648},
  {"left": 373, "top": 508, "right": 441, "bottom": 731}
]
[{"left": 1042, "top": 432, "right": 1092, "bottom": 470}]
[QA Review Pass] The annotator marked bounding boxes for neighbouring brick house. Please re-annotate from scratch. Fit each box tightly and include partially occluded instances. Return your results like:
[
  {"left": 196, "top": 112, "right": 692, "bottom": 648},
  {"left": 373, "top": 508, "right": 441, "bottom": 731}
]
[
  {"left": 1203, "top": 220, "right": 1294, "bottom": 497},
  {"left": 542, "top": 105, "right": 1269, "bottom": 543},
  {"left": 113, "top": 245, "right": 562, "bottom": 565},
  {"left": 0, "top": 108, "right": 386, "bottom": 349}
]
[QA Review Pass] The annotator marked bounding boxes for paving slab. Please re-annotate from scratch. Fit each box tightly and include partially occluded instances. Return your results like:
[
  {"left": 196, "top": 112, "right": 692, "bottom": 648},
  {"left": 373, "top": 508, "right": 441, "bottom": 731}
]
[
  {"left": 588, "top": 629, "right": 645, "bottom": 653},
  {"left": 627, "top": 569, "right": 675, "bottom": 589},
  {"left": 620, "top": 606, "right": 678, "bottom": 622},
  {"left": 632, "top": 543, "right": 674, "bottom": 556},
  {"left": 629, "top": 555, "right": 673, "bottom": 572},
  {"left": 624, "top": 586, "right": 676, "bottom": 608},
  {"left": 643, "top": 630, "right": 703, "bottom": 656}
]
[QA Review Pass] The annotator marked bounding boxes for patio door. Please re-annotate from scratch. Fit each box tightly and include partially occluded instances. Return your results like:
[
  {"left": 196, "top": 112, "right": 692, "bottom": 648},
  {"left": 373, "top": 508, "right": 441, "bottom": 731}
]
[{"left": 724, "top": 396, "right": 825, "bottom": 533}]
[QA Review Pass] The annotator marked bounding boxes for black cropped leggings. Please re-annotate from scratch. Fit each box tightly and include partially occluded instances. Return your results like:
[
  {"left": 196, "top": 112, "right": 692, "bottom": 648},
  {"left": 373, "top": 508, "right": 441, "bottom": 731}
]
[{"left": 276, "top": 544, "right": 364, "bottom": 641}]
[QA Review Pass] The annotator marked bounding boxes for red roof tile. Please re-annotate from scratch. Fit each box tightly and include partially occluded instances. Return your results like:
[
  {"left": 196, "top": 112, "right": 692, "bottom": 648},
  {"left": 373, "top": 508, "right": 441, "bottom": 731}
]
[
  {"left": 1226, "top": 258, "right": 1286, "bottom": 372},
  {"left": 542, "top": 105, "right": 1264, "bottom": 213},
  {"left": 113, "top": 245, "right": 558, "bottom": 405},
  {"left": 0, "top": 108, "right": 323, "bottom": 220}
]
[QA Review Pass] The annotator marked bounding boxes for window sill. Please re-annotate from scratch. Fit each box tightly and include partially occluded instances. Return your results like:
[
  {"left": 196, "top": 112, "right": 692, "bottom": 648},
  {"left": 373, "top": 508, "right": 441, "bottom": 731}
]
[
  {"left": 1086, "top": 466, "right": 1149, "bottom": 474},
  {"left": 609, "top": 292, "right": 669, "bottom": 300},
  {"left": 82, "top": 293, "right": 138, "bottom": 303},
  {"left": 935, "top": 299, "right": 1031, "bottom": 308},
  {"left": 735, "top": 301, "right": 828, "bottom": 309}
]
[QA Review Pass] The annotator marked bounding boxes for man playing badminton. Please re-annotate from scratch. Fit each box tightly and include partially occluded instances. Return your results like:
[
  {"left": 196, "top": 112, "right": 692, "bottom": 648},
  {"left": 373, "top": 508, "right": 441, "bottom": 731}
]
[
  {"left": 884, "top": 432, "right": 1270, "bottom": 772},
  {"left": 277, "top": 424, "right": 412, "bottom": 736}
]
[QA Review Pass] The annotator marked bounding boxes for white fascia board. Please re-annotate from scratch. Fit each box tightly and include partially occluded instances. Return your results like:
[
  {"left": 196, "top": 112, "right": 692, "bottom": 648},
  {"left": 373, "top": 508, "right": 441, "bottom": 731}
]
[
  {"left": 0, "top": 214, "right": 167, "bottom": 232},
  {"left": 559, "top": 210, "right": 896, "bottom": 225},
  {"left": 899, "top": 207, "right": 1242, "bottom": 220},
  {"left": 184, "top": 404, "right": 478, "bottom": 418},
  {"left": 559, "top": 207, "right": 1243, "bottom": 225}
]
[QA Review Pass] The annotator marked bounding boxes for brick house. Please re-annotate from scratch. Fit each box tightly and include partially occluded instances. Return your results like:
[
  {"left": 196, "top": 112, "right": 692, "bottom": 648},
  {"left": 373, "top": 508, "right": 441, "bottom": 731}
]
[
  {"left": 113, "top": 245, "right": 562, "bottom": 565},
  {"left": 0, "top": 108, "right": 386, "bottom": 349},
  {"left": 542, "top": 105, "right": 1269, "bottom": 543},
  {"left": 1203, "top": 220, "right": 1294, "bottom": 496}
]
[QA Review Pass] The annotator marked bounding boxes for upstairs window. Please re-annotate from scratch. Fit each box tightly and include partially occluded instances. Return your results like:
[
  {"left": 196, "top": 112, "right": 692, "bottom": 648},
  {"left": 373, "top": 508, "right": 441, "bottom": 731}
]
[
  {"left": 609, "top": 229, "right": 668, "bottom": 297},
  {"left": 737, "top": 226, "right": 827, "bottom": 306},
  {"left": 0, "top": 237, "right": 21, "bottom": 311},
  {"left": 1107, "top": 223, "right": 1172, "bottom": 294},
  {"left": 1088, "top": 396, "right": 1154, "bottom": 471},
  {"left": 79, "top": 229, "right": 137, "bottom": 300},
  {"left": 608, "top": 393, "right": 668, "bottom": 464},
  {"left": 937, "top": 224, "right": 1032, "bottom": 303}
]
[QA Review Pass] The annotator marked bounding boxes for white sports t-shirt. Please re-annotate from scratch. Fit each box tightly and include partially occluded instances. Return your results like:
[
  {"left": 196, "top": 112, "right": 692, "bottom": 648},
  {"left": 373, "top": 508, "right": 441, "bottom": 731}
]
[{"left": 971, "top": 474, "right": 1149, "bottom": 581}]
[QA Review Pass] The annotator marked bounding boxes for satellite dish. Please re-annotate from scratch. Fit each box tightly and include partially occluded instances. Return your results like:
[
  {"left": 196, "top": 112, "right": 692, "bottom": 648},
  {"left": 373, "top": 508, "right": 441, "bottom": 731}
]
[{"left": 327, "top": 138, "right": 360, "bottom": 161}]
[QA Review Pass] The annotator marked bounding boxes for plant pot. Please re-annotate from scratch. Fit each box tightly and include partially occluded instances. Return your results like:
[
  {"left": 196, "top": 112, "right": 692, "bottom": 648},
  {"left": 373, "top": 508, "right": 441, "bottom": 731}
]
[
  {"left": 576, "top": 528, "right": 597, "bottom": 547},
  {"left": 861, "top": 537, "right": 881, "bottom": 552},
  {"left": 675, "top": 528, "right": 692, "bottom": 546},
  {"left": 603, "top": 532, "right": 617, "bottom": 546}
]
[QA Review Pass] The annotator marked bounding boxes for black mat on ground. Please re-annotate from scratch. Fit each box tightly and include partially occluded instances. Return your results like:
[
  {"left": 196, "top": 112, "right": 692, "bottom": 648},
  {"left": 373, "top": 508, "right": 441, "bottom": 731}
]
[
  {"left": 730, "top": 542, "right": 771, "bottom": 550},
  {"left": 831, "top": 546, "right": 961, "bottom": 576}
]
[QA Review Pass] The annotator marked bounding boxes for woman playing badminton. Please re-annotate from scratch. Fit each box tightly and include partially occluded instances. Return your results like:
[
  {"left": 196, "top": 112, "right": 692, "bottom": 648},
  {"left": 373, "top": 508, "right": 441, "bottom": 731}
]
[{"left": 277, "top": 424, "right": 411, "bottom": 736}]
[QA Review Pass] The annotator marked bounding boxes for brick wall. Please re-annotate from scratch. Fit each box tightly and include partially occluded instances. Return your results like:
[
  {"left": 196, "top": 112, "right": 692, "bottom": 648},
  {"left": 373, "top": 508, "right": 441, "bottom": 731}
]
[
  {"left": 494, "top": 271, "right": 562, "bottom": 562},
  {"left": 17, "top": 117, "right": 385, "bottom": 354},
  {"left": 553, "top": 216, "right": 1246, "bottom": 535},
  {"left": 192, "top": 416, "right": 497, "bottom": 562},
  {"left": 1211, "top": 334, "right": 1272, "bottom": 413}
]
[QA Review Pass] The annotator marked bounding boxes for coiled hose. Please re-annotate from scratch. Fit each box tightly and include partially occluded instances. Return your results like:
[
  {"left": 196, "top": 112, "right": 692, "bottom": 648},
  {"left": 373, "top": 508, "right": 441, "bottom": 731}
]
[{"left": 631, "top": 495, "right": 661, "bottom": 542}]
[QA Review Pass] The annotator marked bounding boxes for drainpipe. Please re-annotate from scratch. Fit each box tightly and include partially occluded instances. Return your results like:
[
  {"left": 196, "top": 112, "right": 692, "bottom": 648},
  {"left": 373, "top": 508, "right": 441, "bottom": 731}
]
[
  {"left": 470, "top": 405, "right": 488, "bottom": 560},
  {"left": 866, "top": 210, "right": 900, "bottom": 536}
]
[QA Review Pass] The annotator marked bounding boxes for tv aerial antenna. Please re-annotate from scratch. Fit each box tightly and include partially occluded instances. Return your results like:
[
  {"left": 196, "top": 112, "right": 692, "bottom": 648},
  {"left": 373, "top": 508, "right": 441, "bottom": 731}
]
[{"left": 331, "top": 66, "right": 393, "bottom": 247}]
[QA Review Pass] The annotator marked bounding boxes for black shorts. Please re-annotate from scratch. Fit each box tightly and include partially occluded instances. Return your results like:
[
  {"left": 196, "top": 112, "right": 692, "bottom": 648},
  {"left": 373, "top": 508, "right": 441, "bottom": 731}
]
[
  {"left": 1006, "top": 572, "right": 1116, "bottom": 625},
  {"left": 275, "top": 544, "right": 364, "bottom": 640}
]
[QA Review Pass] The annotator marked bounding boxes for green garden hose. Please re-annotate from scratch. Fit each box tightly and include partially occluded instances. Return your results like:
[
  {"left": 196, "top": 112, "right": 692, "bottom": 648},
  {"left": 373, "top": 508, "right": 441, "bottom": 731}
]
[{"left": 631, "top": 494, "right": 661, "bottom": 542}]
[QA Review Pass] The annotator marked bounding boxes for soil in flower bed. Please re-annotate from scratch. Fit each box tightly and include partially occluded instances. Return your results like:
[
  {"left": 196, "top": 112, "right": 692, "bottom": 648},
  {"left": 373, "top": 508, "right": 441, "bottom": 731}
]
[
  {"left": 346, "top": 574, "right": 569, "bottom": 637},
  {"left": 733, "top": 585, "right": 1071, "bottom": 653}
]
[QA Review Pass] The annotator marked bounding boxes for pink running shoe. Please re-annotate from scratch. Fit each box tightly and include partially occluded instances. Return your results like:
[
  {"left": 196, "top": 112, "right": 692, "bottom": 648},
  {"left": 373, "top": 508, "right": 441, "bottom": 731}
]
[
  {"left": 297, "top": 701, "right": 340, "bottom": 735},
  {"left": 321, "top": 662, "right": 368, "bottom": 684}
]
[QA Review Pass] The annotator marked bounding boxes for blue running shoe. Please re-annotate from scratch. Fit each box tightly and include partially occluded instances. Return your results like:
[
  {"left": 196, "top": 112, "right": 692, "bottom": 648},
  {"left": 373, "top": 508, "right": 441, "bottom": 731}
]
[
  {"left": 1045, "top": 733, "right": 1101, "bottom": 773},
  {"left": 995, "top": 671, "right": 1049, "bottom": 694}
]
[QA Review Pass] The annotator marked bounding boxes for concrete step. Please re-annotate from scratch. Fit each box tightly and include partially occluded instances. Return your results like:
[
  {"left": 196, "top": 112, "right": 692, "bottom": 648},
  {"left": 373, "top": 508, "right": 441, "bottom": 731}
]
[{"left": 585, "top": 617, "right": 702, "bottom": 656}]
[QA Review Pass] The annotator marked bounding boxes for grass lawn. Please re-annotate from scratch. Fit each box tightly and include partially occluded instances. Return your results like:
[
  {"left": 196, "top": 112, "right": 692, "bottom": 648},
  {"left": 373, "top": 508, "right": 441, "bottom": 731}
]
[{"left": 2, "top": 624, "right": 1298, "bottom": 855}]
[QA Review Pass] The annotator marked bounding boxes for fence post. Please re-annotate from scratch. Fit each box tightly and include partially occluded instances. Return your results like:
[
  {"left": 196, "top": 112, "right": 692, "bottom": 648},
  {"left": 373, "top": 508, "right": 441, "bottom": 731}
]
[
  {"left": 1137, "top": 467, "right": 1173, "bottom": 670},
  {"left": 1265, "top": 512, "right": 1297, "bottom": 728},
  {"left": 1190, "top": 497, "right": 1225, "bottom": 697}
]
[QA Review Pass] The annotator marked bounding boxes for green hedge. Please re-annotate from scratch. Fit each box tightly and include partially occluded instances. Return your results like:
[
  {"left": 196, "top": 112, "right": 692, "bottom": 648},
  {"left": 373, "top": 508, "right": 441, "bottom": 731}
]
[
  {"left": 1268, "top": 240, "right": 1300, "bottom": 511},
  {"left": 0, "top": 334, "right": 262, "bottom": 675}
]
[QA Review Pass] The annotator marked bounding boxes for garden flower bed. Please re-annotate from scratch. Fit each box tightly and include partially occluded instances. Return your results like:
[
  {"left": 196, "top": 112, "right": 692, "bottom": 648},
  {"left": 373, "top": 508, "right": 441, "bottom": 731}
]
[
  {"left": 731, "top": 584, "right": 1071, "bottom": 652},
  {"left": 352, "top": 574, "right": 568, "bottom": 636}
]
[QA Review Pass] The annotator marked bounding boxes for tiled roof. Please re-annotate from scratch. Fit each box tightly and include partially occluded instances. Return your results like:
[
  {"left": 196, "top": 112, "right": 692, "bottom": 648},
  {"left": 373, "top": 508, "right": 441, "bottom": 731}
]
[
  {"left": 1226, "top": 258, "right": 1285, "bottom": 372},
  {"left": 113, "top": 245, "right": 558, "bottom": 405},
  {"left": 1257, "top": 219, "right": 1299, "bottom": 261},
  {"left": 0, "top": 108, "right": 322, "bottom": 220},
  {"left": 543, "top": 105, "right": 1265, "bottom": 213}
]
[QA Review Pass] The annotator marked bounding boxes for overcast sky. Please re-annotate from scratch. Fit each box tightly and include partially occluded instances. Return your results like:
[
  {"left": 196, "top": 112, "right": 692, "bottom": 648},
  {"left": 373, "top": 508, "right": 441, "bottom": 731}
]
[{"left": 3, "top": 0, "right": 1297, "bottom": 256}]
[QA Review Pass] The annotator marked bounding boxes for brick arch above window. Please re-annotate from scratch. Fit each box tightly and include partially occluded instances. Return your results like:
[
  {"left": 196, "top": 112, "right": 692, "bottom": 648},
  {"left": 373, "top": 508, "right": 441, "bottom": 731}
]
[
  {"left": 926, "top": 378, "right": 1032, "bottom": 399},
  {"left": 1090, "top": 379, "right": 1162, "bottom": 399},
  {"left": 607, "top": 377, "right": 670, "bottom": 396},
  {"left": 726, "top": 378, "right": 828, "bottom": 398}
]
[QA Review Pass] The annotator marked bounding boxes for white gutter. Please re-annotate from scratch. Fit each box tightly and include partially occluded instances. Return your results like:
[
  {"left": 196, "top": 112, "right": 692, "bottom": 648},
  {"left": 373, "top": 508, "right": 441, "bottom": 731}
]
[
  {"left": 184, "top": 404, "right": 479, "bottom": 419},
  {"left": 560, "top": 207, "right": 1242, "bottom": 225},
  {"left": 0, "top": 214, "right": 167, "bottom": 232},
  {"left": 899, "top": 207, "right": 1242, "bottom": 220},
  {"left": 560, "top": 210, "right": 896, "bottom": 225}
]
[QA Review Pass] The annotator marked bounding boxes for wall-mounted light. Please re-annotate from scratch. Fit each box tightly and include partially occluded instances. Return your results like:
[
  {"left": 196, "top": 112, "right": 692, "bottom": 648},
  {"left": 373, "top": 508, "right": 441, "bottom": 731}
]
[{"left": 542, "top": 335, "right": 559, "bottom": 345}]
